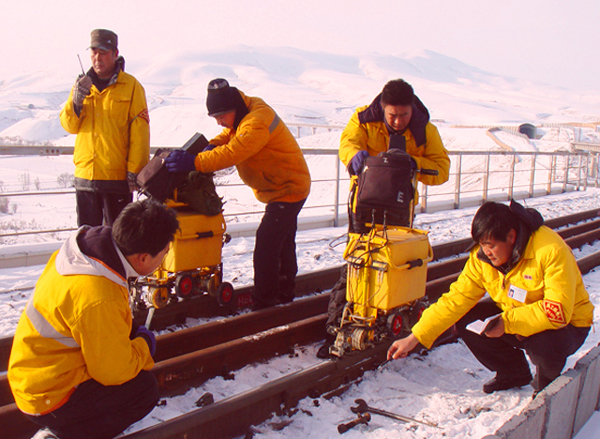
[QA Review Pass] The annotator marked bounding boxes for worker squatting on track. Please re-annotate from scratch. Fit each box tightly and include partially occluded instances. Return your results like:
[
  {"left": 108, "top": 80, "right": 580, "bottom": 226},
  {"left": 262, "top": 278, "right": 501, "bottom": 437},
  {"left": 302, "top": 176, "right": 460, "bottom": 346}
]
[
  {"left": 387, "top": 200, "right": 594, "bottom": 397},
  {"left": 8, "top": 200, "right": 179, "bottom": 439}
]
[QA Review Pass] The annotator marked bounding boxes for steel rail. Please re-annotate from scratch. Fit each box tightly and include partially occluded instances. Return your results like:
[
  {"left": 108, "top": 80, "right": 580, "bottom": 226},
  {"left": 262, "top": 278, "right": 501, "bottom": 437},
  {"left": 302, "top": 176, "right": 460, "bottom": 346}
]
[
  {"left": 3, "top": 209, "right": 597, "bottom": 375},
  {"left": 0, "top": 209, "right": 598, "bottom": 377},
  {"left": 1, "top": 222, "right": 600, "bottom": 438}
]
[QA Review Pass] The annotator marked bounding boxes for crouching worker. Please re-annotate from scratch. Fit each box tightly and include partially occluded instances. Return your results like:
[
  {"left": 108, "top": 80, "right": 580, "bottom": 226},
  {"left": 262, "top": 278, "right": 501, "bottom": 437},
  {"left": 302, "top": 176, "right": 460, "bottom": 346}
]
[
  {"left": 388, "top": 200, "right": 594, "bottom": 396},
  {"left": 8, "top": 199, "right": 179, "bottom": 439}
]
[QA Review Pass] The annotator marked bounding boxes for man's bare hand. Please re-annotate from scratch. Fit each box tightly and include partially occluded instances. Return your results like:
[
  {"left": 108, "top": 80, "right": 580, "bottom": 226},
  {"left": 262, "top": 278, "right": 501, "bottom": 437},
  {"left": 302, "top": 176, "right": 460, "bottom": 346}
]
[
  {"left": 387, "top": 333, "right": 419, "bottom": 360},
  {"left": 484, "top": 316, "right": 505, "bottom": 338}
]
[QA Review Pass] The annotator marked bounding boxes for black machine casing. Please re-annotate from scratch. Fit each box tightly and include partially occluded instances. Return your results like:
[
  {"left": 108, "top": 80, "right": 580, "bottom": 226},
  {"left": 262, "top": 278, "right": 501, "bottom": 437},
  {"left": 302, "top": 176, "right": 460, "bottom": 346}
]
[{"left": 137, "top": 133, "right": 209, "bottom": 203}]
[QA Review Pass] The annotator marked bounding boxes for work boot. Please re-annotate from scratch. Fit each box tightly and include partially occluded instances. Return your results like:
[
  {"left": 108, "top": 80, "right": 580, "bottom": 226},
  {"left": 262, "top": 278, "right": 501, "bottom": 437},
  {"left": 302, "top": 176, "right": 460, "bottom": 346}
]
[
  {"left": 31, "top": 428, "right": 60, "bottom": 439},
  {"left": 482, "top": 372, "right": 533, "bottom": 394},
  {"left": 316, "top": 332, "right": 336, "bottom": 359}
]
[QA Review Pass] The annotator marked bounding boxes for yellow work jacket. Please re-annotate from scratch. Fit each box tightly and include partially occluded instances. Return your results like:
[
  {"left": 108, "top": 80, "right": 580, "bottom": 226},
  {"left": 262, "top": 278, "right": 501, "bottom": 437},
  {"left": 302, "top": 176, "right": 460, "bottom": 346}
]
[
  {"left": 60, "top": 70, "right": 150, "bottom": 184},
  {"left": 194, "top": 92, "right": 311, "bottom": 204},
  {"left": 8, "top": 229, "right": 153, "bottom": 415},
  {"left": 412, "top": 226, "right": 594, "bottom": 348},
  {"left": 339, "top": 105, "right": 450, "bottom": 187}
]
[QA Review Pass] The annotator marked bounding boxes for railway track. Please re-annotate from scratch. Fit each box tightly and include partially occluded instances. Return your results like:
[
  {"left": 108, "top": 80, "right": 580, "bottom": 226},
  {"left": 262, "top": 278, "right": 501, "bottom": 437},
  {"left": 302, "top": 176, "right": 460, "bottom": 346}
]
[{"left": 1, "top": 208, "right": 600, "bottom": 438}]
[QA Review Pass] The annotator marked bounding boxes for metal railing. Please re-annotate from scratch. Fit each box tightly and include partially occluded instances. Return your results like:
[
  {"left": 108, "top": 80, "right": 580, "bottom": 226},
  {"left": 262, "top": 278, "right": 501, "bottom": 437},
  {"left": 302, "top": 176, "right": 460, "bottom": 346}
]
[{"left": 0, "top": 146, "right": 598, "bottom": 241}]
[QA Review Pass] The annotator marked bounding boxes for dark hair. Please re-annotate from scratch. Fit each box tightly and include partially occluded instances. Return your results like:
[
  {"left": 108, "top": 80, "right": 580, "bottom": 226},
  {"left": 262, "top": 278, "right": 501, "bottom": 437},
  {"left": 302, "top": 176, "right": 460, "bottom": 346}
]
[
  {"left": 471, "top": 201, "right": 520, "bottom": 243},
  {"left": 112, "top": 199, "right": 179, "bottom": 257},
  {"left": 380, "top": 79, "right": 415, "bottom": 107}
]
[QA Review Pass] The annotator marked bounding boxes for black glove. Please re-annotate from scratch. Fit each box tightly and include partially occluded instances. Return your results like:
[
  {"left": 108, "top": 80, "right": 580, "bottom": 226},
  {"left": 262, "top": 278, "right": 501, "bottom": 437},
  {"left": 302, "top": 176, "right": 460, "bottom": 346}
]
[
  {"left": 127, "top": 172, "right": 138, "bottom": 193},
  {"left": 73, "top": 74, "right": 92, "bottom": 108}
]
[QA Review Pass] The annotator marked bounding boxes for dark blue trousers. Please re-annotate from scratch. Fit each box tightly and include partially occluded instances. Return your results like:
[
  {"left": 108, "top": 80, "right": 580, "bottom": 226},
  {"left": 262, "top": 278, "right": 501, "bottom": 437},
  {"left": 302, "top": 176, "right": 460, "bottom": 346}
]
[
  {"left": 76, "top": 190, "right": 132, "bottom": 227},
  {"left": 455, "top": 297, "right": 590, "bottom": 391},
  {"left": 252, "top": 199, "right": 306, "bottom": 309},
  {"left": 26, "top": 370, "right": 159, "bottom": 439}
]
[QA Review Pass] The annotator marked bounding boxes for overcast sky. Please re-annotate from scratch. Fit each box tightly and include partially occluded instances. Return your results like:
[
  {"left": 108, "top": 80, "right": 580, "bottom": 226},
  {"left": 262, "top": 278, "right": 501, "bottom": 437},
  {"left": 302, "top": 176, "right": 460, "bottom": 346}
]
[{"left": 2, "top": 0, "right": 599, "bottom": 91}]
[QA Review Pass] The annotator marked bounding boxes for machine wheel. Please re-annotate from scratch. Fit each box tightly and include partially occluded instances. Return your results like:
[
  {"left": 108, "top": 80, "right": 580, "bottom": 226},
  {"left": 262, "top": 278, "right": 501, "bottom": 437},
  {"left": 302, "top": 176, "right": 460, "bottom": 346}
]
[
  {"left": 175, "top": 274, "right": 194, "bottom": 299},
  {"left": 207, "top": 273, "right": 222, "bottom": 297},
  {"left": 351, "top": 327, "right": 370, "bottom": 351},
  {"left": 386, "top": 312, "right": 404, "bottom": 337},
  {"left": 150, "top": 287, "right": 170, "bottom": 309},
  {"left": 216, "top": 282, "right": 235, "bottom": 307},
  {"left": 410, "top": 300, "right": 429, "bottom": 327}
]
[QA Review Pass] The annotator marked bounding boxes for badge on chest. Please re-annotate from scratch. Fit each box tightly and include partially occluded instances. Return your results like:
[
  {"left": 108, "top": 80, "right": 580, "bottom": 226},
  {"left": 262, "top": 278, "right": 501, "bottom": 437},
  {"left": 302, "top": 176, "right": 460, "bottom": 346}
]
[{"left": 508, "top": 284, "right": 528, "bottom": 303}]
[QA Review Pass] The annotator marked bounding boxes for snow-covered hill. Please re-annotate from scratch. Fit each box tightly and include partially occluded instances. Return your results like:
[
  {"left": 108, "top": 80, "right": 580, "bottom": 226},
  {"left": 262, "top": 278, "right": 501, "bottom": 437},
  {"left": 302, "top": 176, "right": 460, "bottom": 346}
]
[{"left": 2, "top": 46, "right": 600, "bottom": 148}]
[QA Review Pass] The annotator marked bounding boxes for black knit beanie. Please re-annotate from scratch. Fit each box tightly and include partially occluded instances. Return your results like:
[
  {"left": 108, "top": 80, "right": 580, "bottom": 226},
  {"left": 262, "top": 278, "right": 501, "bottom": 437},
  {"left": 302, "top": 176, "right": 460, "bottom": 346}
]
[{"left": 206, "top": 78, "right": 238, "bottom": 117}]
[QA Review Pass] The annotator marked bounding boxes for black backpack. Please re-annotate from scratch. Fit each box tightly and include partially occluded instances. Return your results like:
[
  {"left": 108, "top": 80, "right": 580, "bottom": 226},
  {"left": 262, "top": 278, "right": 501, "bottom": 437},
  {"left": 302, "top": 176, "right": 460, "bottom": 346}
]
[{"left": 354, "top": 148, "right": 415, "bottom": 228}]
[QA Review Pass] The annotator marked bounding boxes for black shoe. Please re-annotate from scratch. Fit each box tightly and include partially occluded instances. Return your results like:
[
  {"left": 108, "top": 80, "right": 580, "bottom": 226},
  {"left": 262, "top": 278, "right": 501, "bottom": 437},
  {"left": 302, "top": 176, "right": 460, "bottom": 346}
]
[
  {"left": 483, "top": 373, "right": 532, "bottom": 394},
  {"left": 316, "top": 333, "right": 336, "bottom": 359}
]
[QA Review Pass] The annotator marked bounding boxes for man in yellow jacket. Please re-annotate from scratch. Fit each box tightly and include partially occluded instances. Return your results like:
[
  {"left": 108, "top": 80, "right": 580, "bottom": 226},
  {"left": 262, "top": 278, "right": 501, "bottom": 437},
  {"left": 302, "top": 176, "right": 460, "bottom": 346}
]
[
  {"left": 388, "top": 200, "right": 594, "bottom": 396},
  {"left": 318, "top": 79, "right": 451, "bottom": 357},
  {"left": 165, "top": 78, "right": 311, "bottom": 310},
  {"left": 8, "top": 200, "right": 179, "bottom": 439},
  {"left": 60, "top": 29, "right": 150, "bottom": 227}
]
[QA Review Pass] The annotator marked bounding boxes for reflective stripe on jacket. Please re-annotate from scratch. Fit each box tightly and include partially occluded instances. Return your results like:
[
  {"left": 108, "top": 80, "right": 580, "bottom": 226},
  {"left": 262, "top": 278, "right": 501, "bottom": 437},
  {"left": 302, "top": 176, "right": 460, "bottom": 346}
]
[
  {"left": 412, "top": 226, "right": 594, "bottom": 348},
  {"left": 60, "top": 70, "right": 150, "bottom": 187},
  {"left": 8, "top": 229, "right": 153, "bottom": 415},
  {"left": 195, "top": 92, "right": 311, "bottom": 204}
]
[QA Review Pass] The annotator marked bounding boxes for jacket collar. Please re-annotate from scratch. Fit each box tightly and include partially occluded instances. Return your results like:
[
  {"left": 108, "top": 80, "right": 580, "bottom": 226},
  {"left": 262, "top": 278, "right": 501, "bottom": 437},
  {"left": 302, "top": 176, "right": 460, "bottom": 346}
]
[
  {"left": 357, "top": 93, "right": 430, "bottom": 147},
  {"left": 55, "top": 226, "right": 128, "bottom": 287},
  {"left": 87, "top": 56, "right": 125, "bottom": 90}
]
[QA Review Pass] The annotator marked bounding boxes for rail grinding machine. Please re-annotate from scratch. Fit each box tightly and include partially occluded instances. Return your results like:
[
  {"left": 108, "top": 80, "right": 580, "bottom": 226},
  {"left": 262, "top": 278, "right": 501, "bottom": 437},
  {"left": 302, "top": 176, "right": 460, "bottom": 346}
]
[{"left": 130, "top": 133, "right": 235, "bottom": 328}]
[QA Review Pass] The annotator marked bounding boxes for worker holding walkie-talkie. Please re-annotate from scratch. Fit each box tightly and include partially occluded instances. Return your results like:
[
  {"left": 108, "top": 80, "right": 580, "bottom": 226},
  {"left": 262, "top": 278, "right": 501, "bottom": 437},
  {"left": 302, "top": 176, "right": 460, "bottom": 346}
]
[{"left": 60, "top": 29, "right": 150, "bottom": 228}]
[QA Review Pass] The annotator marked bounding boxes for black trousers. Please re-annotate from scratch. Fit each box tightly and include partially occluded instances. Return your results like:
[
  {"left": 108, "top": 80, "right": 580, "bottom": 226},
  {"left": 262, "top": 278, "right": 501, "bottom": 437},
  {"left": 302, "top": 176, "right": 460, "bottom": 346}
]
[
  {"left": 26, "top": 370, "right": 159, "bottom": 439},
  {"left": 252, "top": 199, "right": 306, "bottom": 309},
  {"left": 76, "top": 190, "right": 132, "bottom": 227},
  {"left": 455, "top": 297, "right": 590, "bottom": 391}
]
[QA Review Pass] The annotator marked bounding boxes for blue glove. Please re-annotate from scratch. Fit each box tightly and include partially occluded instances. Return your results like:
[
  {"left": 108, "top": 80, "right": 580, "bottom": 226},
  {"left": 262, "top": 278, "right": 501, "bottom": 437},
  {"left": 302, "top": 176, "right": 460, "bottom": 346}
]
[
  {"left": 349, "top": 150, "right": 369, "bottom": 175},
  {"left": 135, "top": 325, "right": 156, "bottom": 357},
  {"left": 203, "top": 143, "right": 217, "bottom": 152},
  {"left": 165, "top": 149, "right": 197, "bottom": 173}
]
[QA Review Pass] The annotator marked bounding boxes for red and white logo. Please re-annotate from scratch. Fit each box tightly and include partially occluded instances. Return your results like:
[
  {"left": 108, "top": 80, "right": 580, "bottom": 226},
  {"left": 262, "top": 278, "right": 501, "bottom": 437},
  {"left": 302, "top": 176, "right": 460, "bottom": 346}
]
[{"left": 543, "top": 299, "right": 566, "bottom": 324}]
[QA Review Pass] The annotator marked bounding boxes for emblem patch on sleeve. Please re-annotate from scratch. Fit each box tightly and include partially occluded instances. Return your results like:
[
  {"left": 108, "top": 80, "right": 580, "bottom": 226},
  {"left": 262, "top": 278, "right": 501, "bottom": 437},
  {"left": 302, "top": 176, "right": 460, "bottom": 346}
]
[
  {"left": 137, "top": 108, "right": 150, "bottom": 124},
  {"left": 543, "top": 300, "right": 566, "bottom": 324}
]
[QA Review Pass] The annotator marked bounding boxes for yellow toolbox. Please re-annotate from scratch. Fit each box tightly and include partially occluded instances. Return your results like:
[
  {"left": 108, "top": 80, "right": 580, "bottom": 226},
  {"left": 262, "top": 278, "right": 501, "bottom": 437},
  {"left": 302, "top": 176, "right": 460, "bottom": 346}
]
[
  {"left": 161, "top": 209, "right": 226, "bottom": 272},
  {"left": 345, "top": 226, "right": 432, "bottom": 316}
]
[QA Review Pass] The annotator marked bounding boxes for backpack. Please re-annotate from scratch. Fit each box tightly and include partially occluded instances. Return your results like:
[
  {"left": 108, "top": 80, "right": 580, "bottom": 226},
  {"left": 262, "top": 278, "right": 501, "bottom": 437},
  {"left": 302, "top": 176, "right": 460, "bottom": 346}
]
[{"left": 354, "top": 148, "right": 415, "bottom": 228}]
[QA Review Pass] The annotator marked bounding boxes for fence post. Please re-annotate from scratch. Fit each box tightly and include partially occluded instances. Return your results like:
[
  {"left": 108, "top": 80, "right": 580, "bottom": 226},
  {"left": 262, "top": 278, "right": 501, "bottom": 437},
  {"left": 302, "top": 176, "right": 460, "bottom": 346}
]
[
  {"left": 483, "top": 154, "right": 490, "bottom": 202},
  {"left": 508, "top": 154, "right": 516, "bottom": 200},
  {"left": 454, "top": 153, "right": 462, "bottom": 209},
  {"left": 584, "top": 152, "right": 589, "bottom": 191},
  {"left": 529, "top": 154, "right": 536, "bottom": 198},
  {"left": 334, "top": 157, "right": 340, "bottom": 227},
  {"left": 577, "top": 154, "right": 583, "bottom": 191},
  {"left": 547, "top": 154, "right": 555, "bottom": 195},
  {"left": 563, "top": 155, "right": 568, "bottom": 193}
]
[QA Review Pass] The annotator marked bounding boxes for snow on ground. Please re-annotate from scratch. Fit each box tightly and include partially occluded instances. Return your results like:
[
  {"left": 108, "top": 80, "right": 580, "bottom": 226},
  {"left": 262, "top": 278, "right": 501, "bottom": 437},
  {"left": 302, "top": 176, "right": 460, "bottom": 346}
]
[
  {"left": 2, "top": 188, "right": 600, "bottom": 439},
  {"left": 3, "top": 44, "right": 600, "bottom": 438}
]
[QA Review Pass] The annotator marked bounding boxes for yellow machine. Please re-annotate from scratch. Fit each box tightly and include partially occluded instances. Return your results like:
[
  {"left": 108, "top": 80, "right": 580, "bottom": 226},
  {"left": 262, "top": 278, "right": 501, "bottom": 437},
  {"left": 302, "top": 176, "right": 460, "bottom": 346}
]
[
  {"left": 129, "top": 135, "right": 235, "bottom": 327},
  {"left": 330, "top": 225, "right": 433, "bottom": 357},
  {"left": 130, "top": 203, "right": 233, "bottom": 328}
]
